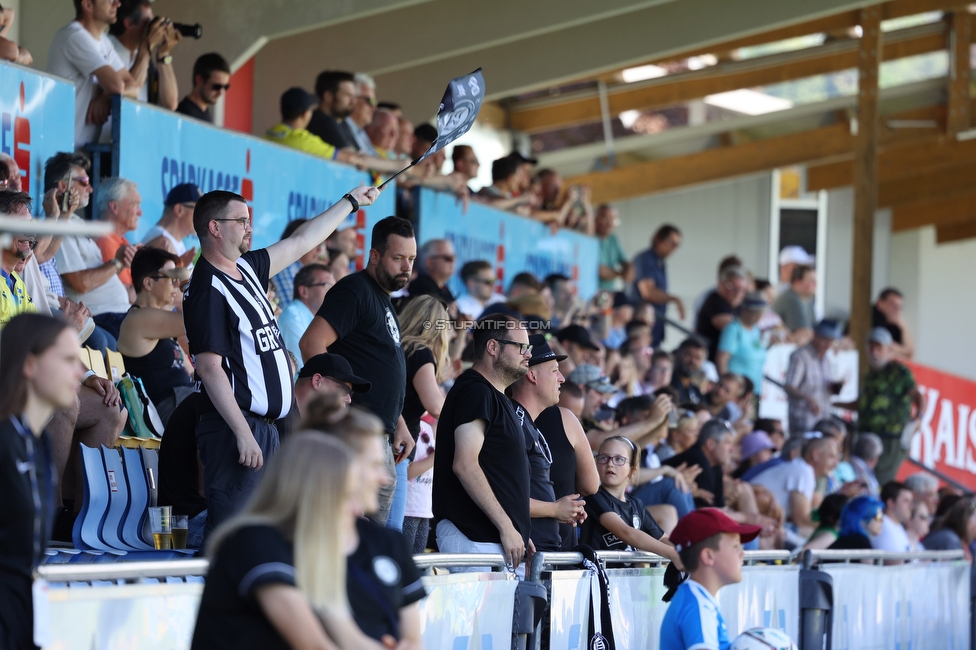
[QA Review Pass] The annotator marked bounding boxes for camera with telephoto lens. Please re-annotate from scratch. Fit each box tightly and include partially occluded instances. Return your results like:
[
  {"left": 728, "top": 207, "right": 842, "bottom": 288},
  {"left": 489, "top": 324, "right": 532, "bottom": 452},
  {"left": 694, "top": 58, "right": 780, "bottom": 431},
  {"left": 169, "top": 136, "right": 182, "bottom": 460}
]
[{"left": 173, "top": 22, "right": 202, "bottom": 39}]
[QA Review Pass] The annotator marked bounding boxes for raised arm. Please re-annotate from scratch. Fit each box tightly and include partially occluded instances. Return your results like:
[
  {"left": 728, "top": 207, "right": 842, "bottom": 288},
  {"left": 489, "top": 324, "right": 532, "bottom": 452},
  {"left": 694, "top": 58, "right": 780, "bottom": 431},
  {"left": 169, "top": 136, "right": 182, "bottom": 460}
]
[{"left": 266, "top": 186, "right": 379, "bottom": 277}]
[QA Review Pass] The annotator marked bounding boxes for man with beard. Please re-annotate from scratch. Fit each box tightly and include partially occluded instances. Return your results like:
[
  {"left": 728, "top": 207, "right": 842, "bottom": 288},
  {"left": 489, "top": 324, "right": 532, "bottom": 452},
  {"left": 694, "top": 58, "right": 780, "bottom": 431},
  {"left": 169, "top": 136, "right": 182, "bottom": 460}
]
[
  {"left": 307, "top": 70, "right": 356, "bottom": 149},
  {"left": 433, "top": 315, "right": 534, "bottom": 573},
  {"left": 301, "top": 216, "right": 417, "bottom": 526},
  {"left": 183, "top": 185, "right": 380, "bottom": 534}
]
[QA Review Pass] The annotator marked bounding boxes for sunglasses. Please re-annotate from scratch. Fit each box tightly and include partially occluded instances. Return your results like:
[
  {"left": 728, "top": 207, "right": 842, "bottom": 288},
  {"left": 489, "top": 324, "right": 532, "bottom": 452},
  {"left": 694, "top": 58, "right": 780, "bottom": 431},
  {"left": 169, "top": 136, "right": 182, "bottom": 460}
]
[
  {"left": 431, "top": 254, "right": 456, "bottom": 263},
  {"left": 16, "top": 237, "right": 38, "bottom": 250},
  {"left": 596, "top": 454, "right": 630, "bottom": 467},
  {"left": 150, "top": 275, "right": 180, "bottom": 286},
  {"left": 359, "top": 96, "right": 377, "bottom": 107},
  {"left": 72, "top": 176, "right": 90, "bottom": 186},
  {"left": 473, "top": 277, "right": 496, "bottom": 286},
  {"left": 210, "top": 82, "right": 231, "bottom": 92}
]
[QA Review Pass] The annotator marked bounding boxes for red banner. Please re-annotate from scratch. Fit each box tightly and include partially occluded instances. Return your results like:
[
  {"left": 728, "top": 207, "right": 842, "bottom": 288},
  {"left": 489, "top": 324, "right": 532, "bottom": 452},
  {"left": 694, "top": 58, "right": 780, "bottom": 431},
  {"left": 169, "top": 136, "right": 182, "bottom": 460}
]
[{"left": 898, "top": 363, "right": 976, "bottom": 490}]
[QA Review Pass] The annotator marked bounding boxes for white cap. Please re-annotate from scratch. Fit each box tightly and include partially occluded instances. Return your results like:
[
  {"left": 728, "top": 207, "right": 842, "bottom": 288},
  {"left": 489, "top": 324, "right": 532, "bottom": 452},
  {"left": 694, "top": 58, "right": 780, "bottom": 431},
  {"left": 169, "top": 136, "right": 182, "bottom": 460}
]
[{"left": 779, "top": 245, "right": 815, "bottom": 266}]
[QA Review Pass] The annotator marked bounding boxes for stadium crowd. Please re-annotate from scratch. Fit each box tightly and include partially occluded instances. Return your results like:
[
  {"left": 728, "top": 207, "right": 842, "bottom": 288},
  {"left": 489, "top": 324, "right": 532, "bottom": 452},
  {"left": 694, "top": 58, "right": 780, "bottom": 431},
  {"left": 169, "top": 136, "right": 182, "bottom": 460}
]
[{"left": 0, "top": 1, "right": 971, "bottom": 648}]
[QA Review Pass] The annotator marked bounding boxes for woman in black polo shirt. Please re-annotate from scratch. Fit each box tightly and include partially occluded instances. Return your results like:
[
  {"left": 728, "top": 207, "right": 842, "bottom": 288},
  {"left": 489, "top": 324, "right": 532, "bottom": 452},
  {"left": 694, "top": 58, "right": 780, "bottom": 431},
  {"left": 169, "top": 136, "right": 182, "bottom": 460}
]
[
  {"left": 0, "top": 314, "right": 84, "bottom": 649},
  {"left": 191, "top": 432, "right": 390, "bottom": 650}
]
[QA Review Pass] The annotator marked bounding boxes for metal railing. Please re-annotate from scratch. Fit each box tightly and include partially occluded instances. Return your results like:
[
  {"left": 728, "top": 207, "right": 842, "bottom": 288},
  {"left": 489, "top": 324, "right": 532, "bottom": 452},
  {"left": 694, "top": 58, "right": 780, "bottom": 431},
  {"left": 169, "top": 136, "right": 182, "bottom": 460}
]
[
  {"left": 411, "top": 553, "right": 509, "bottom": 573},
  {"left": 39, "top": 559, "right": 209, "bottom": 582},
  {"left": 802, "top": 548, "right": 965, "bottom": 569}
]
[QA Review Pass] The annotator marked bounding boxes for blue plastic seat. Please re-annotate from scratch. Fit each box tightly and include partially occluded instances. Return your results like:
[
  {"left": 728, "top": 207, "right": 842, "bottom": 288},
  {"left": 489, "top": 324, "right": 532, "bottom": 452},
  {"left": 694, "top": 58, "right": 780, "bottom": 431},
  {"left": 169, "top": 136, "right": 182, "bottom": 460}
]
[
  {"left": 72, "top": 444, "right": 111, "bottom": 551},
  {"left": 100, "top": 446, "right": 138, "bottom": 551},
  {"left": 120, "top": 446, "right": 153, "bottom": 550}
]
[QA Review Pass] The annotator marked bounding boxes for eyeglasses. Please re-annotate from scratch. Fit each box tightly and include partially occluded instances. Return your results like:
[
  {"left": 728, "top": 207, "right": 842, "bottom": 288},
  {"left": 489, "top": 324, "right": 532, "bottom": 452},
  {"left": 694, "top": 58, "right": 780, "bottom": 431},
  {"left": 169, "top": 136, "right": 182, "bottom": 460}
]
[
  {"left": 16, "top": 237, "right": 37, "bottom": 250},
  {"left": 71, "top": 176, "right": 90, "bottom": 186},
  {"left": 873, "top": 511, "right": 884, "bottom": 522},
  {"left": 213, "top": 218, "right": 250, "bottom": 227},
  {"left": 304, "top": 282, "right": 333, "bottom": 289},
  {"left": 473, "top": 277, "right": 496, "bottom": 286},
  {"left": 210, "top": 83, "right": 231, "bottom": 92},
  {"left": 497, "top": 339, "right": 532, "bottom": 355},
  {"left": 359, "top": 96, "right": 377, "bottom": 107},
  {"left": 596, "top": 454, "right": 630, "bottom": 467},
  {"left": 431, "top": 254, "right": 456, "bottom": 263},
  {"left": 150, "top": 275, "right": 180, "bottom": 286}
]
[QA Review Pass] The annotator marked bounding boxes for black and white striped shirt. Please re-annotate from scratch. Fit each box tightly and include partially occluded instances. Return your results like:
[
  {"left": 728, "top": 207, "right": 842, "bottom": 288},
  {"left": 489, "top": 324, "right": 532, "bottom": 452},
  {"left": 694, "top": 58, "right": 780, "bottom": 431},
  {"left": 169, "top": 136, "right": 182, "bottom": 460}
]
[{"left": 183, "top": 250, "right": 293, "bottom": 420}]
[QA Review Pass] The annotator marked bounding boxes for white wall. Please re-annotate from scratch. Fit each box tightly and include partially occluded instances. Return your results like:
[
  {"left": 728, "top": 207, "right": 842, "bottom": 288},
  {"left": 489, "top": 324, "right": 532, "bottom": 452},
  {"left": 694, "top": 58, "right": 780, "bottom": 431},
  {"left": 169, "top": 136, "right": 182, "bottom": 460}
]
[
  {"left": 822, "top": 186, "right": 892, "bottom": 322},
  {"left": 613, "top": 173, "right": 773, "bottom": 350},
  {"left": 890, "top": 227, "right": 976, "bottom": 381}
]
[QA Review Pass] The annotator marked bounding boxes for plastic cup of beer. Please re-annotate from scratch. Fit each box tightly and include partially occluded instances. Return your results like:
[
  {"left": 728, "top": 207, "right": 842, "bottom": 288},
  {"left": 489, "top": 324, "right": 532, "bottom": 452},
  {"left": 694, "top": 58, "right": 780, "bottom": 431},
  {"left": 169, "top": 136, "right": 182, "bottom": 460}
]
[
  {"left": 149, "top": 506, "right": 172, "bottom": 550},
  {"left": 172, "top": 514, "right": 189, "bottom": 550}
]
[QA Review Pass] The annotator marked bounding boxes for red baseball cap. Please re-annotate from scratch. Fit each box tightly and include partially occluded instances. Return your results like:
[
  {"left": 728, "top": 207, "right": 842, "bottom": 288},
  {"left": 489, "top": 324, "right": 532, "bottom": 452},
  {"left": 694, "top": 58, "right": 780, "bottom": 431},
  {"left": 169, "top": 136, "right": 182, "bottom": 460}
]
[{"left": 670, "top": 508, "right": 762, "bottom": 553}]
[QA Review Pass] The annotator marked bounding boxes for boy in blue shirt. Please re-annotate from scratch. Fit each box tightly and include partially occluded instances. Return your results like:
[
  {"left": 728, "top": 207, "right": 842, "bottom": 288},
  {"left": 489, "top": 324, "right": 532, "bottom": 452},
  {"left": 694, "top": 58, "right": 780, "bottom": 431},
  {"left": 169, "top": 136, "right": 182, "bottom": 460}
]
[{"left": 659, "top": 508, "right": 761, "bottom": 650}]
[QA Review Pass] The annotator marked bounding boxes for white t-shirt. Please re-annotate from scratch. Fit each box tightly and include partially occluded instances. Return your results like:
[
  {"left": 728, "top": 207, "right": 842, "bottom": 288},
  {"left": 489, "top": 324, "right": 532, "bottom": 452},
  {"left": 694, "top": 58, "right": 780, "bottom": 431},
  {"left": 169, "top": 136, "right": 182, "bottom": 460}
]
[
  {"left": 871, "top": 514, "right": 912, "bottom": 552},
  {"left": 141, "top": 224, "right": 187, "bottom": 256},
  {"left": 749, "top": 457, "right": 815, "bottom": 519},
  {"left": 47, "top": 21, "right": 127, "bottom": 148},
  {"left": 404, "top": 419, "right": 435, "bottom": 519},
  {"left": 55, "top": 217, "right": 131, "bottom": 315},
  {"left": 108, "top": 35, "right": 148, "bottom": 102}
]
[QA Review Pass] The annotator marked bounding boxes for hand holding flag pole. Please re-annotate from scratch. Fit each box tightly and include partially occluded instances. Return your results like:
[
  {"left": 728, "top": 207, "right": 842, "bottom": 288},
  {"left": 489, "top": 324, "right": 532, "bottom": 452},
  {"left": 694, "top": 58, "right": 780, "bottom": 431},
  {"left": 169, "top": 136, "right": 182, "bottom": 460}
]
[{"left": 377, "top": 68, "right": 485, "bottom": 190}]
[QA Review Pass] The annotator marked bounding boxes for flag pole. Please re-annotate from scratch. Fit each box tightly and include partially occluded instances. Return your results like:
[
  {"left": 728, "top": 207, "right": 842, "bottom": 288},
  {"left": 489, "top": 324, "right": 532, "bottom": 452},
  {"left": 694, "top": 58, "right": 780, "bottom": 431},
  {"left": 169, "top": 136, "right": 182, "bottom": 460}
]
[{"left": 377, "top": 143, "right": 435, "bottom": 190}]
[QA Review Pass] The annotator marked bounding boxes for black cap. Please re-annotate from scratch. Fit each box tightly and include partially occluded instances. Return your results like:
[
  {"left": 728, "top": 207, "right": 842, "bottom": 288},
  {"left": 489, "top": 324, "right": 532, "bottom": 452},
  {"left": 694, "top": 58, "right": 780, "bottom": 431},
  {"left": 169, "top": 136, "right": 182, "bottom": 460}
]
[
  {"left": 527, "top": 334, "right": 567, "bottom": 367},
  {"left": 298, "top": 354, "right": 371, "bottom": 392},
  {"left": 281, "top": 87, "right": 317, "bottom": 119},
  {"left": 507, "top": 151, "right": 538, "bottom": 165},
  {"left": 612, "top": 291, "right": 636, "bottom": 309},
  {"left": 556, "top": 324, "right": 599, "bottom": 351}
]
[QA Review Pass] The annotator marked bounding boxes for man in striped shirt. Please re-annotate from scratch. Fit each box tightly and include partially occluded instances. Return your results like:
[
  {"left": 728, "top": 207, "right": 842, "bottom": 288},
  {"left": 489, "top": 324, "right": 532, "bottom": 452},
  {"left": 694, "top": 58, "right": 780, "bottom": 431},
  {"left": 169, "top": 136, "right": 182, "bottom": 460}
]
[{"left": 183, "top": 184, "right": 379, "bottom": 534}]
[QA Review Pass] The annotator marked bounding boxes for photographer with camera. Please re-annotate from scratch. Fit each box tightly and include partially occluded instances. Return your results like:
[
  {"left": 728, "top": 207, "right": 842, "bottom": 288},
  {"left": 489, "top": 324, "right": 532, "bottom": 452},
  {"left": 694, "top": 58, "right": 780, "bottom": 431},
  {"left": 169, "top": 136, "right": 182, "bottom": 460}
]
[{"left": 108, "top": 0, "right": 182, "bottom": 111}]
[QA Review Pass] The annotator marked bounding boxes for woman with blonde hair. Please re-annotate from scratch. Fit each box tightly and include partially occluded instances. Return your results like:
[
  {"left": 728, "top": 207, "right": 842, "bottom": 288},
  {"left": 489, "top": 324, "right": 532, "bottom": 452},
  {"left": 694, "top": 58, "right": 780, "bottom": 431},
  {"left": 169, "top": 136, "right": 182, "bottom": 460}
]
[
  {"left": 302, "top": 396, "right": 427, "bottom": 647},
  {"left": 190, "top": 432, "right": 390, "bottom": 650},
  {"left": 393, "top": 295, "right": 452, "bottom": 537}
]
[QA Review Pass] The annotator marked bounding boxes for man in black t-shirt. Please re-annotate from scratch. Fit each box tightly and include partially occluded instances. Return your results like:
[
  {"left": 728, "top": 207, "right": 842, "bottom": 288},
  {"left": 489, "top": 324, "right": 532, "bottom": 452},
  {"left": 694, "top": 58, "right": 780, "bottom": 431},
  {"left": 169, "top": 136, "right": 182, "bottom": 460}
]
[
  {"left": 183, "top": 184, "right": 380, "bottom": 534},
  {"left": 403, "top": 238, "right": 456, "bottom": 311},
  {"left": 301, "top": 217, "right": 417, "bottom": 526},
  {"left": 695, "top": 265, "right": 748, "bottom": 361},
  {"left": 662, "top": 419, "right": 734, "bottom": 508},
  {"left": 306, "top": 70, "right": 356, "bottom": 149},
  {"left": 433, "top": 314, "right": 534, "bottom": 572},
  {"left": 509, "top": 334, "right": 586, "bottom": 552}
]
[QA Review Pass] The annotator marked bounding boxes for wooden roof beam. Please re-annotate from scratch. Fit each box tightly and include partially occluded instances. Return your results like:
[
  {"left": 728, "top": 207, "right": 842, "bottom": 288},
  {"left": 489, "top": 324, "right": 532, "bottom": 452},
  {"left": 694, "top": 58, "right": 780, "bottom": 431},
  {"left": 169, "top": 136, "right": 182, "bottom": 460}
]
[
  {"left": 509, "top": 18, "right": 964, "bottom": 133},
  {"left": 879, "top": 161, "right": 976, "bottom": 206},
  {"left": 892, "top": 191, "right": 976, "bottom": 230},
  {"left": 566, "top": 123, "right": 853, "bottom": 204},
  {"left": 937, "top": 219, "right": 976, "bottom": 242}
]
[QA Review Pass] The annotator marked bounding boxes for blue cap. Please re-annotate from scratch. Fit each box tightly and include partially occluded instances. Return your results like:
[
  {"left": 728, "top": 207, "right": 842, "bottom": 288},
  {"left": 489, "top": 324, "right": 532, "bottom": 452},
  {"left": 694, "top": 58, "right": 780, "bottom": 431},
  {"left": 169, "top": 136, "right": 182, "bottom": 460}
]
[
  {"left": 813, "top": 319, "right": 842, "bottom": 339},
  {"left": 165, "top": 183, "right": 203, "bottom": 206}
]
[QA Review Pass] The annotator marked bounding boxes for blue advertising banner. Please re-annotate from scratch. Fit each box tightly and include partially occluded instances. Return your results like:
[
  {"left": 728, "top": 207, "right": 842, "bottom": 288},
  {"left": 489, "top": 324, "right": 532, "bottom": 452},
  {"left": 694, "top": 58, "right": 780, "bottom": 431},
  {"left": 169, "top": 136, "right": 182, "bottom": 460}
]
[
  {"left": 115, "top": 99, "right": 393, "bottom": 259},
  {"left": 416, "top": 188, "right": 599, "bottom": 299},
  {"left": 0, "top": 62, "right": 75, "bottom": 212}
]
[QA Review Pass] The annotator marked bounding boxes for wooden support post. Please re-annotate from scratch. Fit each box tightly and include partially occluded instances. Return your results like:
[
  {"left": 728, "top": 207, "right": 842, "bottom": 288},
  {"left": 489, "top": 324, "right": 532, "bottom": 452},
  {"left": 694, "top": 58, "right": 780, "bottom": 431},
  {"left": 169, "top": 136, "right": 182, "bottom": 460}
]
[
  {"left": 948, "top": 7, "right": 972, "bottom": 136},
  {"left": 850, "top": 6, "right": 882, "bottom": 371}
]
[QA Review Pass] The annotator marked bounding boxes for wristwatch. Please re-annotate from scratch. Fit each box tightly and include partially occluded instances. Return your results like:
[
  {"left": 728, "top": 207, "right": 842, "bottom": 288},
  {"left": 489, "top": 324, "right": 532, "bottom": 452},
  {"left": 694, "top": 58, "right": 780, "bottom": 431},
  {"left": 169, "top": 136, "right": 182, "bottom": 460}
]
[
  {"left": 342, "top": 193, "right": 359, "bottom": 213},
  {"left": 112, "top": 258, "right": 123, "bottom": 273},
  {"left": 157, "top": 54, "right": 173, "bottom": 65}
]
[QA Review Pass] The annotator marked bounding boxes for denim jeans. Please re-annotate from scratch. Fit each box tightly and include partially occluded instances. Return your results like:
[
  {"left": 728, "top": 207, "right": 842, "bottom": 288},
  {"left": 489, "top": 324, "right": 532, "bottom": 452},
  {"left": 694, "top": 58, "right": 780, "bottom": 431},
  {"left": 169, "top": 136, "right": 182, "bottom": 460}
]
[
  {"left": 631, "top": 477, "right": 695, "bottom": 518},
  {"left": 186, "top": 510, "right": 207, "bottom": 549},
  {"left": 435, "top": 519, "right": 524, "bottom": 578},
  {"left": 387, "top": 458, "right": 410, "bottom": 532}
]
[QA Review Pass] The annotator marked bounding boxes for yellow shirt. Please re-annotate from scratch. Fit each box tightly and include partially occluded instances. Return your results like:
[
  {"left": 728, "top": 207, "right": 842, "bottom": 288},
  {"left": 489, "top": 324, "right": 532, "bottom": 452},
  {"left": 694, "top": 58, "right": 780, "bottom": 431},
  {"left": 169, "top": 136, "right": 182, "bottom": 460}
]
[
  {"left": 0, "top": 269, "right": 38, "bottom": 328},
  {"left": 265, "top": 123, "right": 338, "bottom": 160}
]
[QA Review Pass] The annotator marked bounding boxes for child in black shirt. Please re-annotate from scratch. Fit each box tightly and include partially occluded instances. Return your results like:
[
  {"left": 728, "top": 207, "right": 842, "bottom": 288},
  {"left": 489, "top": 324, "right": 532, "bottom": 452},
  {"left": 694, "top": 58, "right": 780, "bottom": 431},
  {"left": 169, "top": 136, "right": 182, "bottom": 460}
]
[{"left": 581, "top": 436, "right": 683, "bottom": 567}]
